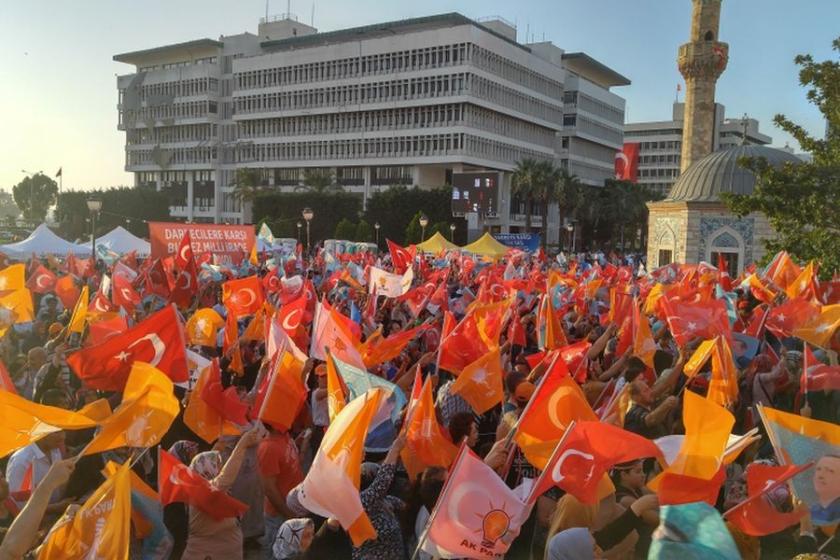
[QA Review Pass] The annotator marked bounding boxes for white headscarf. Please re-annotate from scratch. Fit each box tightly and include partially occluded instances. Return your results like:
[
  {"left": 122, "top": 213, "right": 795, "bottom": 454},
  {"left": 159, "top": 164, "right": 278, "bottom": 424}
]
[{"left": 272, "top": 518, "right": 313, "bottom": 559}]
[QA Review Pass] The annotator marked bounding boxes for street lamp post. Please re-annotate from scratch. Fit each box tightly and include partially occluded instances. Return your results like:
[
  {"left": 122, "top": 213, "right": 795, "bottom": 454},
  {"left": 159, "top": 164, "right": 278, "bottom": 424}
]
[
  {"left": 86, "top": 198, "right": 102, "bottom": 260},
  {"left": 449, "top": 223, "right": 456, "bottom": 242},
  {"left": 296, "top": 221, "right": 302, "bottom": 243},
  {"left": 374, "top": 222, "right": 380, "bottom": 247},
  {"left": 302, "top": 207, "right": 314, "bottom": 254},
  {"left": 419, "top": 214, "right": 429, "bottom": 241}
]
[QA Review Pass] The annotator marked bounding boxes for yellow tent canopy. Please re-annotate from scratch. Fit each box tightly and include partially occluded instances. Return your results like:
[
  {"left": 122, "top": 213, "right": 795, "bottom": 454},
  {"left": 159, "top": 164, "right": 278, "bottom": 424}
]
[
  {"left": 416, "top": 231, "right": 460, "bottom": 253},
  {"left": 460, "top": 233, "right": 511, "bottom": 258}
]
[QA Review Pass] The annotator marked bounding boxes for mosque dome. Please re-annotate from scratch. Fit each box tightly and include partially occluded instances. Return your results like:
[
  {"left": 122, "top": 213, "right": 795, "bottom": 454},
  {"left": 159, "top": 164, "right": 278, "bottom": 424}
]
[{"left": 665, "top": 145, "right": 801, "bottom": 202}]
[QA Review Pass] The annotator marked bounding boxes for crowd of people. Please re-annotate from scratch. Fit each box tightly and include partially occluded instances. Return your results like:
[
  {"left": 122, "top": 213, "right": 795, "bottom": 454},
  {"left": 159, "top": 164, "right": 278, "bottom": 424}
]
[{"left": 0, "top": 236, "right": 837, "bottom": 560}]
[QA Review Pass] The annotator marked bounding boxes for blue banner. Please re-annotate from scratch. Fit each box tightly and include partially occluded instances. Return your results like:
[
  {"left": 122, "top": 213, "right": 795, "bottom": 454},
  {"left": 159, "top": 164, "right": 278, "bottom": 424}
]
[{"left": 494, "top": 233, "right": 541, "bottom": 252}]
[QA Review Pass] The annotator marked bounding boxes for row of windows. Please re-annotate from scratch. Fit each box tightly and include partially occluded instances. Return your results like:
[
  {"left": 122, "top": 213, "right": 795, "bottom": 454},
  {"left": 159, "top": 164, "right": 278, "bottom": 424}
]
[
  {"left": 638, "top": 168, "right": 679, "bottom": 178},
  {"left": 127, "top": 124, "right": 217, "bottom": 145},
  {"left": 121, "top": 78, "right": 219, "bottom": 106},
  {"left": 139, "top": 56, "right": 217, "bottom": 72},
  {"left": 237, "top": 42, "right": 562, "bottom": 100},
  {"left": 127, "top": 146, "right": 218, "bottom": 167},
  {"left": 137, "top": 170, "right": 217, "bottom": 187},
  {"left": 624, "top": 128, "right": 682, "bottom": 138},
  {"left": 567, "top": 138, "right": 618, "bottom": 162},
  {"left": 639, "top": 154, "right": 680, "bottom": 164},
  {"left": 568, "top": 159, "right": 612, "bottom": 183},
  {"left": 235, "top": 132, "right": 548, "bottom": 165},
  {"left": 121, "top": 100, "right": 217, "bottom": 125},
  {"left": 255, "top": 165, "right": 412, "bottom": 187},
  {"left": 235, "top": 72, "right": 561, "bottom": 124},
  {"left": 236, "top": 103, "right": 555, "bottom": 148},
  {"left": 637, "top": 140, "right": 681, "bottom": 151},
  {"left": 566, "top": 92, "right": 624, "bottom": 125},
  {"left": 567, "top": 115, "right": 623, "bottom": 146}
]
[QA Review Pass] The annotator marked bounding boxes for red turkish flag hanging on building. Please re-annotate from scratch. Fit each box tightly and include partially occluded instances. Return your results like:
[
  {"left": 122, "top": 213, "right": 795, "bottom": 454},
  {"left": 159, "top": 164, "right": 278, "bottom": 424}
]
[{"left": 615, "top": 142, "right": 640, "bottom": 182}]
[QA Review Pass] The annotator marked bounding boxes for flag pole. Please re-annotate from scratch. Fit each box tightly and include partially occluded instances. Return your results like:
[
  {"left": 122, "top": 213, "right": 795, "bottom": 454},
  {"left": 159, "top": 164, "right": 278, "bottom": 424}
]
[
  {"left": 410, "top": 441, "right": 470, "bottom": 560},
  {"left": 721, "top": 461, "right": 814, "bottom": 520},
  {"left": 523, "top": 420, "right": 577, "bottom": 506}
]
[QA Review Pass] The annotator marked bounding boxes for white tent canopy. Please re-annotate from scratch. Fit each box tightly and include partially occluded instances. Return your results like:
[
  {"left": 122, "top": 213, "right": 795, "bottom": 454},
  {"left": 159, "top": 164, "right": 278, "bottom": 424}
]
[
  {"left": 0, "top": 224, "right": 91, "bottom": 258},
  {"left": 97, "top": 226, "right": 151, "bottom": 256}
]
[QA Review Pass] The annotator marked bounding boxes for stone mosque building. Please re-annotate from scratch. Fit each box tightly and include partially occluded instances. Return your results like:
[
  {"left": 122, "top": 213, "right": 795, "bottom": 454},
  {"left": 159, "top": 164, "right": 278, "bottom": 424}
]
[{"left": 645, "top": 0, "right": 800, "bottom": 274}]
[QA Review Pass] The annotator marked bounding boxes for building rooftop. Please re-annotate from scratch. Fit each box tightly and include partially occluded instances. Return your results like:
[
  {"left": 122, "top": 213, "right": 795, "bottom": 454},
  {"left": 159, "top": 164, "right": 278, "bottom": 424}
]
[
  {"left": 113, "top": 39, "right": 223, "bottom": 64},
  {"left": 665, "top": 144, "right": 800, "bottom": 203},
  {"left": 260, "top": 12, "right": 530, "bottom": 53},
  {"left": 561, "top": 52, "right": 631, "bottom": 88}
]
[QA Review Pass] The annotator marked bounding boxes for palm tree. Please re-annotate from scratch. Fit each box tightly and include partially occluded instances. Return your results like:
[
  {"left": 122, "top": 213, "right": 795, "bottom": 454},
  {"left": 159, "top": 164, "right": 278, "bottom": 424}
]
[
  {"left": 301, "top": 168, "right": 337, "bottom": 193},
  {"left": 532, "top": 160, "right": 559, "bottom": 250},
  {"left": 232, "top": 168, "right": 264, "bottom": 203},
  {"left": 511, "top": 158, "right": 540, "bottom": 232},
  {"left": 556, "top": 169, "right": 584, "bottom": 237}
]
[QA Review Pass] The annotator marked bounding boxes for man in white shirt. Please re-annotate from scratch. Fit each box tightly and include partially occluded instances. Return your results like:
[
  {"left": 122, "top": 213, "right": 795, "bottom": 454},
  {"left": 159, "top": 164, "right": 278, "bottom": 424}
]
[{"left": 6, "top": 431, "right": 68, "bottom": 512}]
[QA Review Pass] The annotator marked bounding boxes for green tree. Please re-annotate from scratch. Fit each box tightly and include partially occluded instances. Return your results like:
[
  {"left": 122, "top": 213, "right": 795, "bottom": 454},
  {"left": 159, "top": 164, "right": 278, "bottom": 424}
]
[
  {"left": 232, "top": 168, "right": 264, "bottom": 203},
  {"left": 252, "top": 191, "right": 362, "bottom": 245},
  {"left": 301, "top": 169, "right": 336, "bottom": 193},
  {"left": 355, "top": 219, "right": 373, "bottom": 242},
  {"left": 364, "top": 186, "right": 455, "bottom": 244},
  {"left": 55, "top": 187, "right": 171, "bottom": 240},
  {"left": 12, "top": 173, "right": 58, "bottom": 222},
  {"left": 722, "top": 37, "right": 840, "bottom": 277},
  {"left": 404, "top": 212, "right": 423, "bottom": 244},
  {"left": 334, "top": 218, "right": 357, "bottom": 240},
  {"left": 511, "top": 158, "right": 541, "bottom": 232},
  {"left": 0, "top": 189, "right": 20, "bottom": 221}
]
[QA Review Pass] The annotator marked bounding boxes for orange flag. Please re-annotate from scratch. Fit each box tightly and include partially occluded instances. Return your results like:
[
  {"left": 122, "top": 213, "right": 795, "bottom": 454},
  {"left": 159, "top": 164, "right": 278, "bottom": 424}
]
[
  {"left": 309, "top": 302, "right": 365, "bottom": 369},
  {"left": 0, "top": 264, "right": 25, "bottom": 293},
  {"left": 241, "top": 307, "right": 266, "bottom": 342},
  {"left": 83, "top": 362, "right": 179, "bottom": 455},
  {"left": 633, "top": 301, "right": 656, "bottom": 369},
  {"left": 0, "top": 287, "right": 34, "bottom": 329},
  {"left": 299, "top": 389, "right": 384, "bottom": 546},
  {"left": 223, "top": 309, "right": 238, "bottom": 355},
  {"left": 326, "top": 351, "right": 348, "bottom": 423},
  {"left": 185, "top": 308, "right": 224, "bottom": 347},
  {"left": 222, "top": 275, "right": 264, "bottom": 318},
  {"left": 684, "top": 339, "right": 717, "bottom": 378},
  {"left": 709, "top": 336, "right": 739, "bottom": 407},
  {"left": 450, "top": 347, "right": 504, "bottom": 414},
  {"left": 401, "top": 377, "right": 458, "bottom": 480},
  {"left": 649, "top": 391, "right": 735, "bottom": 504},
  {"left": 184, "top": 361, "right": 239, "bottom": 444},
  {"left": 37, "top": 460, "right": 131, "bottom": 560},
  {"left": 794, "top": 304, "right": 840, "bottom": 350},
  {"left": 360, "top": 324, "right": 427, "bottom": 367},
  {"left": 786, "top": 260, "right": 819, "bottom": 300},
  {"left": 0, "top": 389, "right": 104, "bottom": 458},
  {"left": 514, "top": 360, "right": 597, "bottom": 469},
  {"left": 67, "top": 285, "right": 89, "bottom": 334},
  {"left": 258, "top": 351, "right": 307, "bottom": 432}
]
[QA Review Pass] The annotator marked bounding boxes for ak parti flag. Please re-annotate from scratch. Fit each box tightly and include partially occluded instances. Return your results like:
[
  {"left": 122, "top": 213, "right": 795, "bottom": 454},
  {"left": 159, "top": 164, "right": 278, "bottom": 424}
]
[
  {"left": 649, "top": 391, "right": 734, "bottom": 505},
  {"left": 401, "top": 376, "right": 458, "bottom": 481},
  {"left": 360, "top": 324, "right": 427, "bottom": 368},
  {"left": 37, "top": 460, "right": 132, "bottom": 560},
  {"left": 794, "top": 304, "right": 840, "bottom": 350},
  {"left": 185, "top": 308, "right": 224, "bottom": 347},
  {"left": 0, "top": 264, "right": 25, "bottom": 293},
  {"left": 67, "top": 304, "right": 188, "bottom": 391},
  {"left": 0, "top": 389, "right": 103, "bottom": 458},
  {"left": 309, "top": 302, "right": 365, "bottom": 369},
  {"left": 326, "top": 351, "right": 348, "bottom": 423},
  {"left": 67, "top": 285, "right": 89, "bottom": 334},
  {"left": 633, "top": 301, "right": 657, "bottom": 369},
  {"left": 514, "top": 360, "right": 597, "bottom": 470},
  {"left": 0, "top": 288, "right": 34, "bottom": 326},
  {"left": 257, "top": 351, "right": 307, "bottom": 432},
  {"left": 222, "top": 275, "right": 264, "bottom": 318},
  {"left": 184, "top": 361, "right": 240, "bottom": 444},
  {"left": 82, "top": 362, "right": 180, "bottom": 455},
  {"left": 426, "top": 445, "right": 529, "bottom": 559},
  {"left": 533, "top": 421, "right": 663, "bottom": 504},
  {"left": 299, "top": 389, "right": 384, "bottom": 546},
  {"left": 725, "top": 462, "right": 810, "bottom": 536},
  {"left": 451, "top": 347, "right": 504, "bottom": 414},
  {"left": 537, "top": 294, "right": 567, "bottom": 350},
  {"left": 159, "top": 449, "right": 248, "bottom": 521}
]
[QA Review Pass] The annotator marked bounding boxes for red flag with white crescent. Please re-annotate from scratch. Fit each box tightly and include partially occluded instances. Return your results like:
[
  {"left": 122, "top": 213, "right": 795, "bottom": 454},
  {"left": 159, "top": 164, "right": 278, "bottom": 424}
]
[
  {"left": 159, "top": 449, "right": 248, "bottom": 520},
  {"left": 26, "top": 265, "right": 57, "bottom": 295},
  {"left": 222, "top": 276, "right": 264, "bottom": 318},
  {"left": 614, "top": 143, "right": 640, "bottom": 182},
  {"left": 66, "top": 304, "right": 188, "bottom": 391}
]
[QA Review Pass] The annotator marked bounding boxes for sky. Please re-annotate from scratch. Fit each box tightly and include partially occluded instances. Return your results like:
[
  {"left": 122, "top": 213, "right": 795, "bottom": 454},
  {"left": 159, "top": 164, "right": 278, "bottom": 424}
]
[{"left": 2, "top": 0, "right": 837, "bottom": 192}]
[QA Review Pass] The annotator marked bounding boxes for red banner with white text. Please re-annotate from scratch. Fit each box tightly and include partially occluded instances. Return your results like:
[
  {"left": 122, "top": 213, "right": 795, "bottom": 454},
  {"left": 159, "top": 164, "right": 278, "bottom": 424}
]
[{"left": 148, "top": 222, "right": 255, "bottom": 265}]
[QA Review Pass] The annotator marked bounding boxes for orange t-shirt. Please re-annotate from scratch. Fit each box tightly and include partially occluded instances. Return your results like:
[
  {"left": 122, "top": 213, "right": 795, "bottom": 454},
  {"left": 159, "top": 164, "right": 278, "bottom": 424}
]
[{"left": 257, "top": 432, "right": 304, "bottom": 517}]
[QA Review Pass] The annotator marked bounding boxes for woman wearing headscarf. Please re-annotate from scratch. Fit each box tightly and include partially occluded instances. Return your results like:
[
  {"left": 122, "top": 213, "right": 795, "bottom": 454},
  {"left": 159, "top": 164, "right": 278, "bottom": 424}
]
[
  {"left": 545, "top": 527, "right": 598, "bottom": 560},
  {"left": 272, "top": 518, "right": 315, "bottom": 559},
  {"left": 164, "top": 440, "right": 201, "bottom": 558},
  {"left": 181, "top": 426, "right": 263, "bottom": 560}
]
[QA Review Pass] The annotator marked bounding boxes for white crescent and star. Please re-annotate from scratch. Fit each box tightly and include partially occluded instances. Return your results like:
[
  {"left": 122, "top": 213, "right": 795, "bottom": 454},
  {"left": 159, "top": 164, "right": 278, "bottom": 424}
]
[
  {"left": 551, "top": 448, "right": 596, "bottom": 484},
  {"left": 282, "top": 308, "right": 302, "bottom": 331},
  {"left": 236, "top": 288, "right": 257, "bottom": 308},
  {"left": 615, "top": 152, "right": 629, "bottom": 179},
  {"left": 35, "top": 274, "right": 51, "bottom": 289},
  {"left": 125, "top": 333, "right": 166, "bottom": 366}
]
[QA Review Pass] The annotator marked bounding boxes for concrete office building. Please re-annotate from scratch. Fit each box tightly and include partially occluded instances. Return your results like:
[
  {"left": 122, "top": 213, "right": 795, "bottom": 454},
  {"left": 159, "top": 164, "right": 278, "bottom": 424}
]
[
  {"left": 625, "top": 102, "right": 771, "bottom": 197},
  {"left": 115, "top": 13, "right": 628, "bottom": 242}
]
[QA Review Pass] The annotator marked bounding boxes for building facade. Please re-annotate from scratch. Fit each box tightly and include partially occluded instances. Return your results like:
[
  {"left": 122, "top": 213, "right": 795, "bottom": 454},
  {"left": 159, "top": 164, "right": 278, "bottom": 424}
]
[
  {"left": 114, "top": 12, "right": 628, "bottom": 241},
  {"left": 625, "top": 102, "right": 771, "bottom": 197}
]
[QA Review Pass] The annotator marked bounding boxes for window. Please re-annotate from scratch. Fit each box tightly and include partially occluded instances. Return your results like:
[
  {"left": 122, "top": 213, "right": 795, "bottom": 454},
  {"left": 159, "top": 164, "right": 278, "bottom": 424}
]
[
  {"left": 658, "top": 249, "right": 673, "bottom": 266},
  {"left": 711, "top": 251, "right": 739, "bottom": 276}
]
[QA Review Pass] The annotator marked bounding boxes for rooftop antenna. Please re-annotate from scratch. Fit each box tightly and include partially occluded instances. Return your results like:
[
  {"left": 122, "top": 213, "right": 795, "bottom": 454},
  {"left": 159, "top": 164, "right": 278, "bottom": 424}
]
[
  {"left": 526, "top": 23, "right": 529, "bottom": 44},
  {"left": 311, "top": 2, "right": 315, "bottom": 26},
  {"left": 265, "top": 0, "right": 269, "bottom": 20},
  {"left": 741, "top": 113, "right": 749, "bottom": 145},
  {"left": 287, "top": 0, "right": 291, "bottom": 15}
]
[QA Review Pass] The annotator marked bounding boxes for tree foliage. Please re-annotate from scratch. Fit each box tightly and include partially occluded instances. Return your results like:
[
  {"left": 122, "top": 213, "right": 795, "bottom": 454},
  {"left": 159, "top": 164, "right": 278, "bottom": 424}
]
[
  {"left": 572, "top": 180, "right": 662, "bottom": 251},
  {"left": 301, "top": 169, "right": 337, "bottom": 193},
  {"left": 232, "top": 169, "right": 264, "bottom": 202},
  {"left": 355, "top": 219, "right": 373, "bottom": 242},
  {"left": 364, "top": 186, "right": 455, "bottom": 245},
  {"left": 334, "top": 218, "right": 357, "bottom": 240},
  {"left": 722, "top": 37, "right": 840, "bottom": 277},
  {"left": 0, "top": 190, "right": 20, "bottom": 220},
  {"left": 55, "top": 187, "right": 171, "bottom": 240},
  {"left": 404, "top": 212, "right": 423, "bottom": 245},
  {"left": 252, "top": 191, "right": 362, "bottom": 243},
  {"left": 12, "top": 173, "right": 58, "bottom": 222}
]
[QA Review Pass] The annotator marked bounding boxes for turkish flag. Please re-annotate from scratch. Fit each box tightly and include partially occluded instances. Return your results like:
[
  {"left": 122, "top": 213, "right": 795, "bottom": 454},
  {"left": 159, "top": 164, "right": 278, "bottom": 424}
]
[
  {"left": 803, "top": 344, "right": 840, "bottom": 392},
  {"left": 55, "top": 275, "right": 80, "bottom": 310},
  {"left": 158, "top": 449, "right": 249, "bottom": 521},
  {"left": 200, "top": 359, "right": 249, "bottom": 425},
  {"left": 438, "top": 312, "right": 491, "bottom": 375},
  {"left": 174, "top": 232, "right": 195, "bottom": 270},
  {"left": 387, "top": 239, "right": 416, "bottom": 274},
  {"left": 26, "top": 265, "right": 57, "bottom": 295},
  {"left": 222, "top": 276, "right": 264, "bottom": 318},
  {"left": 533, "top": 421, "right": 663, "bottom": 504},
  {"left": 275, "top": 294, "right": 308, "bottom": 350},
  {"left": 170, "top": 265, "right": 198, "bottom": 309},
  {"left": 89, "top": 291, "right": 115, "bottom": 315},
  {"left": 726, "top": 463, "right": 809, "bottom": 536},
  {"left": 87, "top": 314, "right": 128, "bottom": 346},
  {"left": 262, "top": 267, "right": 283, "bottom": 295},
  {"left": 112, "top": 274, "right": 141, "bottom": 312},
  {"left": 507, "top": 314, "right": 527, "bottom": 347},
  {"left": 66, "top": 304, "right": 188, "bottom": 391},
  {"left": 661, "top": 297, "right": 731, "bottom": 346},
  {"left": 139, "top": 259, "right": 171, "bottom": 299},
  {"left": 614, "top": 143, "right": 640, "bottom": 182},
  {"left": 766, "top": 297, "right": 820, "bottom": 338}
]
